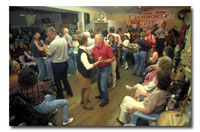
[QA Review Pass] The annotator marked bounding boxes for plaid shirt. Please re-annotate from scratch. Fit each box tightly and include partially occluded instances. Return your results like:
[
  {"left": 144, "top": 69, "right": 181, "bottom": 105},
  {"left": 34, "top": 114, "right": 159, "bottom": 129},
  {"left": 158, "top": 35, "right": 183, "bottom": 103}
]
[{"left": 12, "top": 82, "right": 56, "bottom": 106}]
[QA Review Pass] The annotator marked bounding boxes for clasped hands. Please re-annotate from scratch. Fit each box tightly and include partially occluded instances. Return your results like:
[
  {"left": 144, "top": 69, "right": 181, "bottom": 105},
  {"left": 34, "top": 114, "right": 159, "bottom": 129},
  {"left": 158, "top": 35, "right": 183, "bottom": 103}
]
[{"left": 97, "top": 56, "right": 105, "bottom": 63}]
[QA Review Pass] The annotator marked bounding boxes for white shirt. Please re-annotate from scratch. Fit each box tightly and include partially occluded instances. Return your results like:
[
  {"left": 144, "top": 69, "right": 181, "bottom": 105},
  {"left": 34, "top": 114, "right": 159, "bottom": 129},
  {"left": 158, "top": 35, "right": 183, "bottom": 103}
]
[
  {"left": 72, "top": 40, "right": 79, "bottom": 54},
  {"left": 47, "top": 36, "right": 69, "bottom": 63},
  {"left": 155, "top": 27, "right": 168, "bottom": 39},
  {"left": 79, "top": 46, "right": 93, "bottom": 70},
  {"left": 63, "top": 33, "right": 73, "bottom": 47},
  {"left": 144, "top": 77, "right": 157, "bottom": 91},
  {"left": 122, "top": 40, "right": 129, "bottom": 50},
  {"left": 87, "top": 37, "right": 95, "bottom": 55},
  {"left": 107, "top": 33, "right": 122, "bottom": 46}
]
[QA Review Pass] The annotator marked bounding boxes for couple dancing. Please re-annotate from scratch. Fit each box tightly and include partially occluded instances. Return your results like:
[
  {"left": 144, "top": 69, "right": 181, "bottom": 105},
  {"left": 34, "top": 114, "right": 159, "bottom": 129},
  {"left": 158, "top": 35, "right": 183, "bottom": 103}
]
[{"left": 77, "top": 33, "right": 116, "bottom": 110}]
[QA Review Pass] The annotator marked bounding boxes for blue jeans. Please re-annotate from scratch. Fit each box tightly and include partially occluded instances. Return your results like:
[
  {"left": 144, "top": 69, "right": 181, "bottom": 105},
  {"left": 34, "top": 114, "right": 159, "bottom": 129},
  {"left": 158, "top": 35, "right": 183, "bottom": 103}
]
[
  {"left": 133, "top": 51, "right": 147, "bottom": 76},
  {"left": 34, "top": 57, "right": 48, "bottom": 81},
  {"left": 140, "top": 68, "right": 149, "bottom": 84},
  {"left": 67, "top": 48, "right": 75, "bottom": 74},
  {"left": 122, "top": 50, "right": 128, "bottom": 64},
  {"left": 44, "top": 58, "right": 54, "bottom": 84},
  {"left": 32, "top": 94, "right": 68, "bottom": 122},
  {"left": 144, "top": 50, "right": 151, "bottom": 69},
  {"left": 73, "top": 53, "right": 78, "bottom": 70},
  {"left": 97, "top": 65, "right": 111, "bottom": 103}
]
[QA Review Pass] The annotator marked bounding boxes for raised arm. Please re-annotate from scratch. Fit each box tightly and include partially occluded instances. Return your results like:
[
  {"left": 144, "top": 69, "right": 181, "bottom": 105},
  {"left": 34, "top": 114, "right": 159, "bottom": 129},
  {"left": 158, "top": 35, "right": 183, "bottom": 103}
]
[{"left": 34, "top": 40, "right": 44, "bottom": 52}]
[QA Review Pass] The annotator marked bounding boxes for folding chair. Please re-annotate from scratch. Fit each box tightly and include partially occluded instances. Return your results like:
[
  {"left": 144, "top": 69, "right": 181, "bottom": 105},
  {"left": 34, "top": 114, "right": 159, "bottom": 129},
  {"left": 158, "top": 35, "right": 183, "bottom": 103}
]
[
  {"left": 16, "top": 96, "right": 57, "bottom": 126},
  {"left": 124, "top": 96, "right": 168, "bottom": 126}
]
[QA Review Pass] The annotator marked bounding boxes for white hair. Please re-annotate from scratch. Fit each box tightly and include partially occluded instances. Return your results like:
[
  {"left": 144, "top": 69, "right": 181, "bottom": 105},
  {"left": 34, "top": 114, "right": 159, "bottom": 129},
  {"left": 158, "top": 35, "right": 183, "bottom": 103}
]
[
  {"left": 83, "top": 32, "right": 91, "bottom": 37},
  {"left": 95, "top": 34, "right": 104, "bottom": 42},
  {"left": 63, "top": 28, "right": 69, "bottom": 33}
]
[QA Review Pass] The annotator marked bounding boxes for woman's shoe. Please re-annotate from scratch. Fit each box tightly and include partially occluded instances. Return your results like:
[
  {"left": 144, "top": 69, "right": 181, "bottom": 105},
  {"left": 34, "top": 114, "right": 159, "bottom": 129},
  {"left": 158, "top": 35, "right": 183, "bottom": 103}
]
[
  {"left": 126, "top": 85, "right": 133, "bottom": 92},
  {"left": 124, "top": 62, "right": 129, "bottom": 70},
  {"left": 112, "top": 82, "right": 116, "bottom": 88}
]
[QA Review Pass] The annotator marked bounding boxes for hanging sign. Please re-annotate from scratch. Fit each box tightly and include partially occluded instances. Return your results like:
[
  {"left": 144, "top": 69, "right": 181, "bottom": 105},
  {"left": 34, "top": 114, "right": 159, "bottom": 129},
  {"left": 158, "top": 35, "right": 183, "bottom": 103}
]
[{"left": 130, "top": 9, "right": 175, "bottom": 28}]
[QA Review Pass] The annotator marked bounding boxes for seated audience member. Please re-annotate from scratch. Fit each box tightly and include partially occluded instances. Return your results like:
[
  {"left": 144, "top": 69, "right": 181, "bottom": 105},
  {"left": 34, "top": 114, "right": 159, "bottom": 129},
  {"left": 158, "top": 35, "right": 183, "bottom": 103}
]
[
  {"left": 163, "top": 46, "right": 174, "bottom": 60},
  {"left": 21, "top": 31, "right": 30, "bottom": 43},
  {"left": 117, "top": 70, "right": 171, "bottom": 125},
  {"left": 148, "top": 45, "right": 159, "bottom": 65},
  {"left": 10, "top": 67, "right": 74, "bottom": 126},
  {"left": 148, "top": 46, "right": 174, "bottom": 70},
  {"left": 23, "top": 49, "right": 38, "bottom": 72},
  {"left": 9, "top": 60, "right": 20, "bottom": 93},
  {"left": 10, "top": 44, "right": 19, "bottom": 61},
  {"left": 16, "top": 40, "right": 26, "bottom": 56},
  {"left": 126, "top": 56, "right": 172, "bottom": 97},
  {"left": 140, "top": 46, "right": 174, "bottom": 84},
  {"left": 144, "top": 56, "right": 172, "bottom": 84}
]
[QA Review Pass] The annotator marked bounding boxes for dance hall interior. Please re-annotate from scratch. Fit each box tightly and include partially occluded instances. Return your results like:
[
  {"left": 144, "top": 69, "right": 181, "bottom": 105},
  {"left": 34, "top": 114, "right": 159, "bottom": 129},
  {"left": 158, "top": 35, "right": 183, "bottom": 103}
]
[{"left": 9, "top": 6, "right": 191, "bottom": 127}]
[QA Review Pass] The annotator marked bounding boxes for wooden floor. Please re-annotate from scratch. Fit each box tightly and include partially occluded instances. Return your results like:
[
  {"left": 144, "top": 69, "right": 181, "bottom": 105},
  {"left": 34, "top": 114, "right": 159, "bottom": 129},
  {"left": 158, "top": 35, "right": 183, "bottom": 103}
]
[{"left": 53, "top": 65, "right": 141, "bottom": 126}]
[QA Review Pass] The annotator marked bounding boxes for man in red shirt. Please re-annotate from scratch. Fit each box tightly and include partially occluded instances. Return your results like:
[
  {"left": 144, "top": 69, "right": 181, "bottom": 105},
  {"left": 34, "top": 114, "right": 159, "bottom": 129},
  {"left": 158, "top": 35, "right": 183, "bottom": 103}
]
[{"left": 91, "top": 34, "right": 116, "bottom": 107}]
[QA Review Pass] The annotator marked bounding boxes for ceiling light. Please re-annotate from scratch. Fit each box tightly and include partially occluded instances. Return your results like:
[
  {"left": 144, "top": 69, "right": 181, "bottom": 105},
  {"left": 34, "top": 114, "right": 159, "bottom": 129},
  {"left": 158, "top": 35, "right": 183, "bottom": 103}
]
[{"left": 20, "top": 14, "right": 26, "bottom": 17}]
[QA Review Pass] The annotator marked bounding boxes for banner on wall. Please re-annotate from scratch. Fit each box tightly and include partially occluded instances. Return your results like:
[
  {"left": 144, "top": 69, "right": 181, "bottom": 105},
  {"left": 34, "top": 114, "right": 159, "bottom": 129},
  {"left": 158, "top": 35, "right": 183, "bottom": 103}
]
[{"left": 130, "top": 9, "right": 176, "bottom": 28}]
